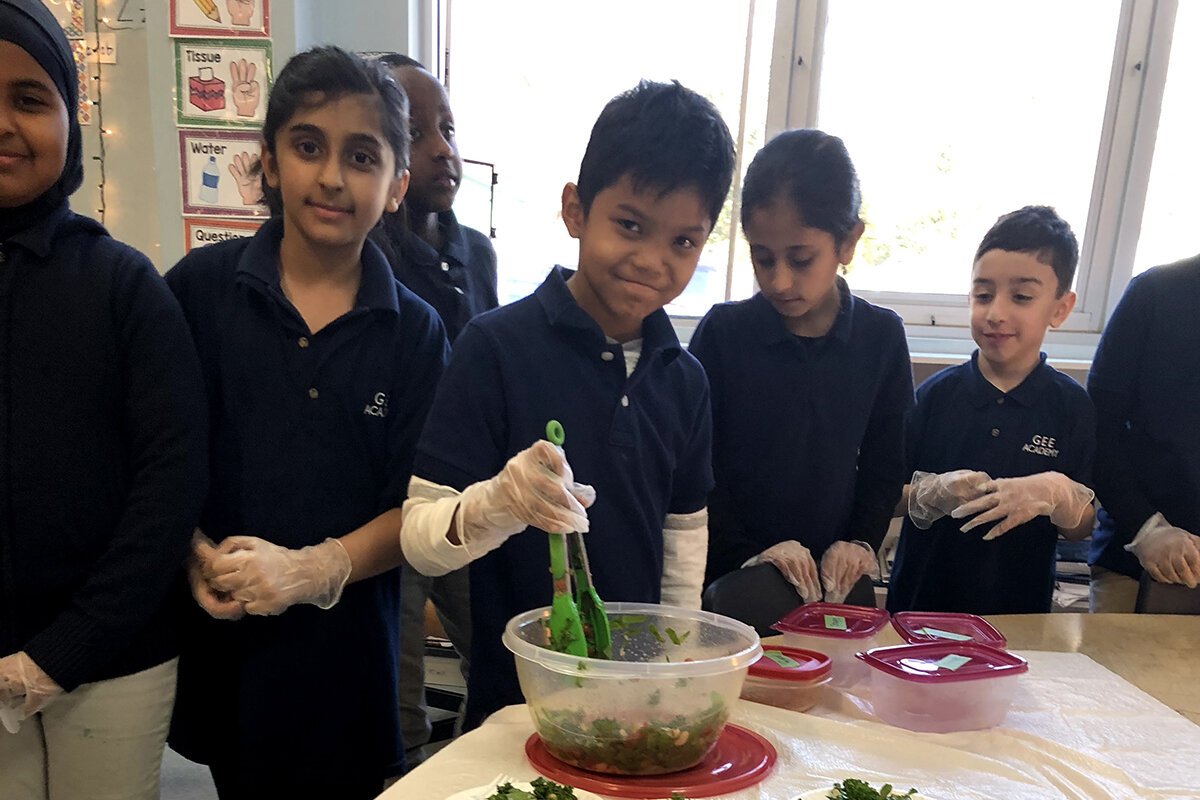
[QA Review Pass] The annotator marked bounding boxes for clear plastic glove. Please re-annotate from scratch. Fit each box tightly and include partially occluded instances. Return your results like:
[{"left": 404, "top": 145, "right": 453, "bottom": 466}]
[
  {"left": 205, "top": 536, "right": 352, "bottom": 616},
  {"left": 908, "top": 470, "right": 992, "bottom": 529},
  {"left": 1125, "top": 513, "right": 1200, "bottom": 588},
  {"left": 0, "top": 652, "right": 63, "bottom": 721},
  {"left": 187, "top": 530, "right": 246, "bottom": 621},
  {"left": 820, "top": 541, "right": 881, "bottom": 604},
  {"left": 745, "top": 540, "right": 821, "bottom": 603},
  {"left": 458, "top": 440, "right": 594, "bottom": 548},
  {"left": 951, "top": 471, "right": 1095, "bottom": 541}
]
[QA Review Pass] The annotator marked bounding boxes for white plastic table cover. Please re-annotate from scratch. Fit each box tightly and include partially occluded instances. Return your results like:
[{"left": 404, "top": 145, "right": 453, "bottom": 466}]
[{"left": 378, "top": 652, "right": 1200, "bottom": 799}]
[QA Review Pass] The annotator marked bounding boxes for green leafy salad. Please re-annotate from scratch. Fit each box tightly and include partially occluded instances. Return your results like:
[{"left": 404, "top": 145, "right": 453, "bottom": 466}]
[
  {"left": 534, "top": 691, "right": 728, "bottom": 775},
  {"left": 486, "top": 777, "right": 576, "bottom": 800},
  {"left": 826, "top": 779, "right": 920, "bottom": 799}
]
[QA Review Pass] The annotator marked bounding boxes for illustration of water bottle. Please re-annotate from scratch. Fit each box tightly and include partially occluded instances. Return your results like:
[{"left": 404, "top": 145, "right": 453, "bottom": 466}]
[{"left": 199, "top": 155, "right": 220, "bottom": 203}]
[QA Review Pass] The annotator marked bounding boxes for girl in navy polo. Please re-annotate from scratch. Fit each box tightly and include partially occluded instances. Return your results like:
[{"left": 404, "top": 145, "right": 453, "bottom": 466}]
[
  {"left": 0, "top": 1, "right": 207, "bottom": 796},
  {"left": 691, "top": 129, "right": 913, "bottom": 606},
  {"left": 165, "top": 48, "right": 448, "bottom": 798}
]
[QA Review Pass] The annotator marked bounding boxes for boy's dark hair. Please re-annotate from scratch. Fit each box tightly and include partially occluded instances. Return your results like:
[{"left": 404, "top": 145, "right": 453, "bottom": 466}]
[
  {"left": 576, "top": 80, "right": 735, "bottom": 226},
  {"left": 258, "top": 46, "right": 410, "bottom": 215},
  {"left": 974, "top": 205, "right": 1079, "bottom": 296},
  {"left": 376, "top": 52, "right": 425, "bottom": 71},
  {"left": 740, "top": 129, "right": 862, "bottom": 246}
]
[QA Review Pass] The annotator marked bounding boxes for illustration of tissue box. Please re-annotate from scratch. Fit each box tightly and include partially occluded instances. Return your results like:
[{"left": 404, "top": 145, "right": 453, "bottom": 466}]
[{"left": 189, "top": 67, "right": 226, "bottom": 112}]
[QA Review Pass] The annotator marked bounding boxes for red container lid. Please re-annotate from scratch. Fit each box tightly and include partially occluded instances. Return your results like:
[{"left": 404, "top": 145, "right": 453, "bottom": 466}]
[
  {"left": 747, "top": 647, "right": 832, "bottom": 682},
  {"left": 772, "top": 602, "right": 891, "bottom": 640},
  {"left": 891, "top": 611, "right": 1008, "bottom": 648},
  {"left": 856, "top": 641, "right": 1028, "bottom": 683}
]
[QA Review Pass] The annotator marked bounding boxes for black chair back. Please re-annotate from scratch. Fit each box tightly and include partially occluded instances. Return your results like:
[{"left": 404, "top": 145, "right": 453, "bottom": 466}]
[{"left": 1135, "top": 573, "right": 1200, "bottom": 614}]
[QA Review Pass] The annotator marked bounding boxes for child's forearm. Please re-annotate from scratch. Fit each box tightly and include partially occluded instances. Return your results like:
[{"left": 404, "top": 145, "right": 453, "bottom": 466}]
[
  {"left": 338, "top": 507, "right": 407, "bottom": 583},
  {"left": 1057, "top": 502, "right": 1096, "bottom": 542},
  {"left": 894, "top": 484, "right": 911, "bottom": 518}
]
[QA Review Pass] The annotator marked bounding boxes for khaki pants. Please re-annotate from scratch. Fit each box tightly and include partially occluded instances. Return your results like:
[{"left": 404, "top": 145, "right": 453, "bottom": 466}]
[
  {"left": 0, "top": 658, "right": 177, "bottom": 800},
  {"left": 1090, "top": 565, "right": 1140, "bottom": 613}
]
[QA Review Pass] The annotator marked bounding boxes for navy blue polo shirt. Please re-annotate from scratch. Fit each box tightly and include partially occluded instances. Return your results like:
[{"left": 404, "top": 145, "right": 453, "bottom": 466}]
[
  {"left": 887, "top": 353, "right": 1095, "bottom": 614},
  {"left": 689, "top": 279, "right": 914, "bottom": 584},
  {"left": 1088, "top": 255, "right": 1200, "bottom": 578},
  {"left": 164, "top": 218, "right": 448, "bottom": 783},
  {"left": 373, "top": 210, "right": 498, "bottom": 343},
  {"left": 413, "top": 266, "right": 713, "bottom": 728}
]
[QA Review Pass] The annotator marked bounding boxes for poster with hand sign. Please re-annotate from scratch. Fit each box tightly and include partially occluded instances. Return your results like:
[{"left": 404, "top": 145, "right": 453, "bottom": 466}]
[
  {"left": 170, "top": 0, "right": 270, "bottom": 38},
  {"left": 174, "top": 38, "right": 271, "bottom": 127},
  {"left": 179, "top": 129, "right": 269, "bottom": 217}
]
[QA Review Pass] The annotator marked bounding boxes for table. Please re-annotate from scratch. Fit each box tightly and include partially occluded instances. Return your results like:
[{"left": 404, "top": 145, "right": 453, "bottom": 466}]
[{"left": 384, "top": 614, "right": 1200, "bottom": 799}]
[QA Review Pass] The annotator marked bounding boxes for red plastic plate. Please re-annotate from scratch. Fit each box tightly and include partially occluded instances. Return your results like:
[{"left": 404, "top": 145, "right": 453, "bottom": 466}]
[{"left": 525, "top": 723, "right": 776, "bottom": 798}]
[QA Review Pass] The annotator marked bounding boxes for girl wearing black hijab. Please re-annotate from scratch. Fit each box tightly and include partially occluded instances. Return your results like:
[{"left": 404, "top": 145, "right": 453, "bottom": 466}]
[{"left": 0, "top": 1, "right": 208, "bottom": 796}]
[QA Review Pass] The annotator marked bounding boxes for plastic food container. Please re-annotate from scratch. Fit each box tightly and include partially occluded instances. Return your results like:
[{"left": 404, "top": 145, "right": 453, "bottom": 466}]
[
  {"left": 504, "top": 602, "right": 761, "bottom": 776},
  {"left": 856, "top": 641, "right": 1028, "bottom": 732},
  {"left": 740, "top": 646, "right": 831, "bottom": 712},
  {"left": 891, "top": 611, "right": 1007, "bottom": 648},
  {"left": 772, "top": 603, "right": 890, "bottom": 688}
]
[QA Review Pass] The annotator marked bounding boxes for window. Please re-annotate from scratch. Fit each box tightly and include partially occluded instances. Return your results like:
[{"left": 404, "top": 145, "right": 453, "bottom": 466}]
[
  {"left": 437, "top": 0, "right": 1188, "bottom": 355},
  {"left": 1131, "top": 0, "right": 1198, "bottom": 277},
  {"left": 444, "top": 0, "right": 775, "bottom": 312},
  {"left": 816, "top": 1, "right": 1120, "bottom": 300}
]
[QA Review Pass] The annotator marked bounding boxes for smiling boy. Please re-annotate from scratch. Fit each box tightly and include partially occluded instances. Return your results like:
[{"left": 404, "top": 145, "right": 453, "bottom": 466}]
[
  {"left": 888, "top": 206, "right": 1096, "bottom": 614},
  {"left": 399, "top": 80, "right": 735, "bottom": 729}
]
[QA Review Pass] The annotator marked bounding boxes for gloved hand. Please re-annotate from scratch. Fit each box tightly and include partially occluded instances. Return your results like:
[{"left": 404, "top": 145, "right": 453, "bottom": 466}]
[
  {"left": 187, "top": 530, "right": 246, "bottom": 621},
  {"left": 205, "top": 536, "right": 353, "bottom": 616},
  {"left": 952, "top": 472, "right": 1095, "bottom": 540},
  {"left": 745, "top": 540, "right": 821, "bottom": 603},
  {"left": 820, "top": 541, "right": 880, "bottom": 604},
  {"left": 0, "top": 652, "right": 63, "bottom": 722},
  {"left": 908, "top": 470, "right": 992, "bottom": 529},
  {"left": 458, "top": 440, "right": 594, "bottom": 550},
  {"left": 1125, "top": 513, "right": 1200, "bottom": 588}
]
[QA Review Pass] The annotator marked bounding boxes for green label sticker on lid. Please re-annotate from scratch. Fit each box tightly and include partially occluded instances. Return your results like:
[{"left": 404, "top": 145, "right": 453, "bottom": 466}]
[
  {"left": 935, "top": 654, "right": 972, "bottom": 671},
  {"left": 918, "top": 626, "right": 973, "bottom": 642},
  {"left": 823, "top": 614, "right": 848, "bottom": 631},
  {"left": 763, "top": 650, "right": 801, "bottom": 669}
]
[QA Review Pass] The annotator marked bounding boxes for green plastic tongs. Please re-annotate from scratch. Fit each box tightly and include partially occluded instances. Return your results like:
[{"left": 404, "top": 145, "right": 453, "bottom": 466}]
[{"left": 545, "top": 420, "right": 612, "bottom": 660}]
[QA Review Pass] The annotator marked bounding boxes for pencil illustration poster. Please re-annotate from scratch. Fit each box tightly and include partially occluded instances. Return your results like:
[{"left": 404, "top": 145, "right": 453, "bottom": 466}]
[{"left": 170, "top": 0, "right": 270, "bottom": 38}]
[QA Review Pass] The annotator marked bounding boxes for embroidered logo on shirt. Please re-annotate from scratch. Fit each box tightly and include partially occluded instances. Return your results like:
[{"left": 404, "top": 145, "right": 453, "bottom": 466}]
[
  {"left": 363, "top": 392, "right": 389, "bottom": 418},
  {"left": 1021, "top": 434, "right": 1058, "bottom": 458}
]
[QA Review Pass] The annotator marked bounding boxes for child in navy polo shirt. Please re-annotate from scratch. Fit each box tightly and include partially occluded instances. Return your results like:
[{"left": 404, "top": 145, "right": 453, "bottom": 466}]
[
  {"left": 401, "top": 80, "right": 735, "bottom": 730},
  {"left": 370, "top": 53, "right": 498, "bottom": 760},
  {"left": 888, "top": 206, "right": 1096, "bottom": 615},
  {"left": 165, "top": 48, "right": 447, "bottom": 798},
  {"left": 690, "top": 129, "right": 914, "bottom": 606},
  {"left": 1087, "top": 253, "right": 1200, "bottom": 611}
]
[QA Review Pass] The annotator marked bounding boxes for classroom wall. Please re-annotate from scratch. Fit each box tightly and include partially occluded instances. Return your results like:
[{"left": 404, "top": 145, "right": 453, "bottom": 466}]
[{"left": 72, "top": 0, "right": 425, "bottom": 273}]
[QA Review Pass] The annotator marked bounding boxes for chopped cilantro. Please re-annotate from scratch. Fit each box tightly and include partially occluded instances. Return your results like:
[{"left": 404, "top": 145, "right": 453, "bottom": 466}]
[
  {"left": 486, "top": 777, "right": 578, "bottom": 799},
  {"left": 827, "top": 779, "right": 919, "bottom": 799}
]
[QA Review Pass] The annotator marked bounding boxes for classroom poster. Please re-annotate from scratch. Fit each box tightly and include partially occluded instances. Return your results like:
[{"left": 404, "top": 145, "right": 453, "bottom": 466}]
[
  {"left": 178, "top": 129, "right": 268, "bottom": 217},
  {"left": 174, "top": 38, "right": 271, "bottom": 127},
  {"left": 183, "top": 217, "right": 262, "bottom": 252},
  {"left": 170, "top": 0, "right": 270, "bottom": 38},
  {"left": 44, "top": 0, "right": 84, "bottom": 39}
]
